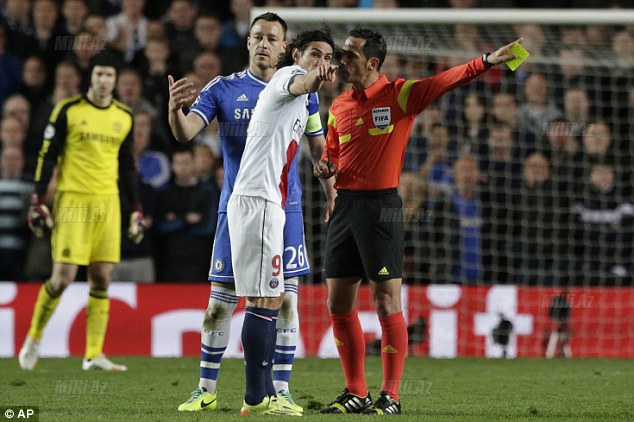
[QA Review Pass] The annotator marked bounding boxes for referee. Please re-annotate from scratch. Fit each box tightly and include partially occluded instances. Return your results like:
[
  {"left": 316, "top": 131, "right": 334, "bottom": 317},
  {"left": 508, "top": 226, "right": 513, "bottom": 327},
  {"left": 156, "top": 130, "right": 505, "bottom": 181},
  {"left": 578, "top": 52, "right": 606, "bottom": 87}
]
[
  {"left": 315, "top": 28, "right": 521, "bottom": 415},
  {"left": 19, "top": 51, "right": 144, "bottom": 372}
]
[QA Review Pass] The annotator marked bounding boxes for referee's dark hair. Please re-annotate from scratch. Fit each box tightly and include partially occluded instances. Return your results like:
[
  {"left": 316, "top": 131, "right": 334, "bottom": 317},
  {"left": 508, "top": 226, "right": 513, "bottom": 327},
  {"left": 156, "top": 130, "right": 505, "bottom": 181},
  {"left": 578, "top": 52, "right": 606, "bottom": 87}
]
[
  {"left": 349, "top": 27, "right": 387, "bottom": 71},
  {"left": 277, "top": 25, "right": 335, "bottom": 69},
  {"left": 250, "top": 12, "right": 288, "bottom": 40}
]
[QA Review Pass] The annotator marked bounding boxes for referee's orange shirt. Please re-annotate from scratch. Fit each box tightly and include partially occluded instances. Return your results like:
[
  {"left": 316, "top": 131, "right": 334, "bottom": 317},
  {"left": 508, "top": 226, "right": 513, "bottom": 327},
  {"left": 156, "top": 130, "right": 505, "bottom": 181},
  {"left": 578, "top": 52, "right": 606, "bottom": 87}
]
[{"left": 324, "top": 57, "right": 488, "bottom": 191}]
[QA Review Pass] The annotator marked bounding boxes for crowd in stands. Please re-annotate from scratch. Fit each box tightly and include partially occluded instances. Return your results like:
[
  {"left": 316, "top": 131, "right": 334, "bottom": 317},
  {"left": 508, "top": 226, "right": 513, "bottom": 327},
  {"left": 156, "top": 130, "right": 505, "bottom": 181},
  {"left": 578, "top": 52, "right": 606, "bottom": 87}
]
[{"left": 0, "top": 0, "right": 632, "bottom": 285}]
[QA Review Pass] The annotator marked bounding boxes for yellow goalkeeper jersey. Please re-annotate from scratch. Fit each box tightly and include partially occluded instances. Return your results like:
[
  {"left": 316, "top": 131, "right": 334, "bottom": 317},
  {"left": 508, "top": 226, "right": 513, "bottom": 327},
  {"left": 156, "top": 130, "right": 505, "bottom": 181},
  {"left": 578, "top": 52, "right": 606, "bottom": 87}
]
[{"left": 35, "top": 95, "right": 134, "bottom": 196}]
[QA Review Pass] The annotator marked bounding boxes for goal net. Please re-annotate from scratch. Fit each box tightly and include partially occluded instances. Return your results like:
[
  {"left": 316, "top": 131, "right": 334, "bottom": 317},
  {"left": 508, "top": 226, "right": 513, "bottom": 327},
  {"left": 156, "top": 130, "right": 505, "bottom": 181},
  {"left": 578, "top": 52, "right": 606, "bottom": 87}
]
[{"left": 254, "top": 7, "right": 634, "bottom": 358}]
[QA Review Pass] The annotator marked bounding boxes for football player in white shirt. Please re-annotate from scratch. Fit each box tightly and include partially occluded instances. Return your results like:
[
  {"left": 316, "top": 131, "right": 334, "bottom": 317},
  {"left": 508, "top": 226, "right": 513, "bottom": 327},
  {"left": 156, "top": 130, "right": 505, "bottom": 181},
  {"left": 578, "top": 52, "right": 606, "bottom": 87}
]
[{"left": 227, "top": 27, "right": 337, "bottom": 416}]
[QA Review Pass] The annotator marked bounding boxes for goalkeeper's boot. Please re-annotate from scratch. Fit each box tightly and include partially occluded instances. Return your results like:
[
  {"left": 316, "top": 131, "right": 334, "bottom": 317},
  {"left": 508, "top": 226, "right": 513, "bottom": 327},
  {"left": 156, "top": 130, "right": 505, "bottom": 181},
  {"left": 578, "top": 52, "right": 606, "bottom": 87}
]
[
  {"left": 82, "top": 354, "right": 127, "bottom": 371},
  {"left": 277, "top": 389, "right": 304, "bottom": 413},
  {"left": 319, "top": 388, "right": 372, "bottom": 414},
  {"left": 361, "top": 391, "right": 402, "bottom": 415},
  {"left": 240, "top": 396, "right": 302, "bottom": 416},
  {"left": 18, "top": 335, "right": 41, "bottom": 371},
  {"left": 178, "top": 386, "right": 217, "bottom": 411}
]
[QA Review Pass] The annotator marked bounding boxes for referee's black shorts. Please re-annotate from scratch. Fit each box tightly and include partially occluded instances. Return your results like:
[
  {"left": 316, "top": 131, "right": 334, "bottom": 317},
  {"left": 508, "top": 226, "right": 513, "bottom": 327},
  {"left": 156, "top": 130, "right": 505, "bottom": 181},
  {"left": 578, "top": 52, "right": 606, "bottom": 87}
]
[{"left": 324, "top": 188, "right": 404, "bottom": 281}]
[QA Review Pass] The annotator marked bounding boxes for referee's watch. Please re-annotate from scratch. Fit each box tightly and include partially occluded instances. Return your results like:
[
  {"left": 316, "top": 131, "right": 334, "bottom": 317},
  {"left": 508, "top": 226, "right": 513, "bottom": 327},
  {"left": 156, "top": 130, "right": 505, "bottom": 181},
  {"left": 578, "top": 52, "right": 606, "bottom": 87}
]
[{"left": 482, "top": 52, "right": 494, "bottom": 68}]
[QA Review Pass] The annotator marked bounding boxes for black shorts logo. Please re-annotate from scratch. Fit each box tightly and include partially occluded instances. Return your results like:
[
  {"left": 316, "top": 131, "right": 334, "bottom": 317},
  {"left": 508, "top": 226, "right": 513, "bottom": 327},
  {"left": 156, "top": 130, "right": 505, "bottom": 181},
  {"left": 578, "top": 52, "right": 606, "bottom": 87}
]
[{"left": 269, "top": 278, "right": 279, "bottom": 289}]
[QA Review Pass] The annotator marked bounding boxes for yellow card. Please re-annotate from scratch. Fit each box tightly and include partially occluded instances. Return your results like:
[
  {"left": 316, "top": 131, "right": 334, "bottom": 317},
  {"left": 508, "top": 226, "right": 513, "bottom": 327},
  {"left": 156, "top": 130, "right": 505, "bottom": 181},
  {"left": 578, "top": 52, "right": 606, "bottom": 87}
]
[{"left": 504, "top": 43, "right": 530, "bottom": 71}]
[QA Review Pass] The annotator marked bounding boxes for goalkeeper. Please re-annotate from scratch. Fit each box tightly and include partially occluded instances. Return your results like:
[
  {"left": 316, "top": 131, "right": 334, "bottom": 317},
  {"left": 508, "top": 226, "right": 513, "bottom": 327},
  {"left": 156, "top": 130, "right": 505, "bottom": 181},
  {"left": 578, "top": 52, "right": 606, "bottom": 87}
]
[{"left": 18, "top": 51, "right": 144, "bottom": 372}]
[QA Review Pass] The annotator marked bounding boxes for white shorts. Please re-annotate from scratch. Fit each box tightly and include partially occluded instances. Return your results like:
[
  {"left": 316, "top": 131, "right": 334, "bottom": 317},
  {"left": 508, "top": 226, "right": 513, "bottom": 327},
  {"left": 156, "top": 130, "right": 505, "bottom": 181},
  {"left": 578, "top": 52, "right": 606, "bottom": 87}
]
[{"left": 227, "top": 195, "right": 286, "bottom": 297}]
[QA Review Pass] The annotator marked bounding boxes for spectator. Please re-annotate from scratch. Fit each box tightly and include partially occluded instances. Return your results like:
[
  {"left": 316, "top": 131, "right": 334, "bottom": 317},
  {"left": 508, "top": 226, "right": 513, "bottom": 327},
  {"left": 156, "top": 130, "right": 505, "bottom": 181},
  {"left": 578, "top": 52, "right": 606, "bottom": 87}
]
[
  {"left": 2, "top": 0, "right": 38, "bottom": 60},
  {"left": 517, "top": 73, "right": 562, "bottom": 138},
  {"left": 51, "top": 60, "right": 82, "bottom": 104},
  {"left": 479, "top": 124, "right": 521, "bottom": 284},
  {"left": 133, "top": 37, "right": 172, "bottom": 121},
  {"left": 164, "top": 0, "right": 197, "bottom": 60},
  {"left": 572, "top": 163, "right": 634, "bottom": 284},
  {"left": 541, "top": 117, "right": 583, "bottom": 198},
  {"left": 3, "top": 94, "right": 39, "bottom": 176},
  {"left": 28, "top": 61, "right": 82, "bottom": 154},
  {"left": 512, "top": 152, "right": 571, "bottom": 284},
  {"left": 0, "top": 116, "right": 27, "bottom": 150},
  {"left": 0, "top": 24, "right": 23, "bottom": 107},
  {"left": 106, "top": 0, "right": 148, "bottom": 62},
  {"left": 0, "top": 146, "right": 33, "bottom": 280},
  {"left": 19, "top": 55, "right": 50, "bottom": 106},
  {"left": 116, "top": 67, "right": 157, "bottom": 116},
  {"left": 2, "top": 94, "right": 30, "bottom": 130},
  {"left": 111, "top": 113, "right": 162, "bottom": 283},
  {"left": 83, "top": 14, "right": 107, "bottom": 39},
  {"left": 380, "top": 55, "right": 404, "bottom": 81},
  {"left": 459, "top": 94, "right": 488, "bottom": 154},
  {"left": 612, "top": 30, "right": 634, "bottom": 70},
  {"left": 178, "top": 14, "right": 245, "bottom": 75},
  {"left": 193, "top": 142, "right": 219, "bottom": 191},
  {"left": 156, "top": 148, "right": 214, "bottom": 281},
  {"left": 552, "top": 48, "right": 596, "bottom": 112},
  {"left": 219, "top": 0, "right": 252, "bottom": 69},
  {"left": 563, "top": 87, "right": 591, "bottom": 128},
  {"left": 491, "top": 91, "right": 536, "bottom": 153},
  {"left": 428, "top": 154, "right": 484, "bottom": 284},
  {"left": 32, "top": 0, "right": 67, "bottom": 56},
  {"left": 192, "top": 51, "right": 222, "bottom": 84},
  {"left": 419, "top": 124, "right": 455, "bottom": 204},
  {"left": 61, "top": 0, "right": 88, "bottom": 36},
  {"left": 69, "top": 29, "right": 101, "bottom": 89},
  {"left": 133, "top": 111, "right": 170, "bottom": 190}
]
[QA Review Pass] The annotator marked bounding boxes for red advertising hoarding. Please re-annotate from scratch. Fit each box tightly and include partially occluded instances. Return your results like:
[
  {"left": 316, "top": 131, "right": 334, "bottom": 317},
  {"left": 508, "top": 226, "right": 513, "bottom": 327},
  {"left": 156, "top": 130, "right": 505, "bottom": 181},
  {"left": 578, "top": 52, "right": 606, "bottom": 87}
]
[{"left": 1, "top": 283, "right": 632, "bottom": 358}]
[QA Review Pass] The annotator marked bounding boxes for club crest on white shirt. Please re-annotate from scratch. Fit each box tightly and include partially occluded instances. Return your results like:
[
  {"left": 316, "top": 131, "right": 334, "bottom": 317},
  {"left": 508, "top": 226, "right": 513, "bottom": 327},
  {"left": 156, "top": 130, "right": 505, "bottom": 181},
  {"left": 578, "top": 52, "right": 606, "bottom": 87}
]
[{"left": 372, "top": 107, "right": 391, "bottom": 130}]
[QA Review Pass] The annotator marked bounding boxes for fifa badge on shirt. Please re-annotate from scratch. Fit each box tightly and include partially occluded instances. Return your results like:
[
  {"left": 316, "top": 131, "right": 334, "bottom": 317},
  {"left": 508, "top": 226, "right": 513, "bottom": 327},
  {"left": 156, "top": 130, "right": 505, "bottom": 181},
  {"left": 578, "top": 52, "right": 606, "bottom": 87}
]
[{"left": 372, "top": 107, "right": 391, "bottom": 130}]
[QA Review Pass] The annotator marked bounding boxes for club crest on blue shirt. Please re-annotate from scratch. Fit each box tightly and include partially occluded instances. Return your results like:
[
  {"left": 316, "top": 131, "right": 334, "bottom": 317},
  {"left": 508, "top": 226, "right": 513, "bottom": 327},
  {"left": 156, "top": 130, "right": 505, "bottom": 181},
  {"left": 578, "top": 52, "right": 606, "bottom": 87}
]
[
  {"left": 214, "top": 258, "right": 224, "bottom": 272},
  {"left": 372, "top": 107, "right": 391, "bottom": 130}
]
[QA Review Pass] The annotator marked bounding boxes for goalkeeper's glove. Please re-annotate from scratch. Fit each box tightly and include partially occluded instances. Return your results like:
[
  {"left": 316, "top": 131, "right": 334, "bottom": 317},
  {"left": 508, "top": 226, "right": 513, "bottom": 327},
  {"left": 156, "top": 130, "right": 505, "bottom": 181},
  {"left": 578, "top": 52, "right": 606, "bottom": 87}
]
[
  {"left": 128, "top": 204, "right": 145, "bottom": 244},
  {"left": 27, "top": 194, "right": 53, "bottom": 238}
]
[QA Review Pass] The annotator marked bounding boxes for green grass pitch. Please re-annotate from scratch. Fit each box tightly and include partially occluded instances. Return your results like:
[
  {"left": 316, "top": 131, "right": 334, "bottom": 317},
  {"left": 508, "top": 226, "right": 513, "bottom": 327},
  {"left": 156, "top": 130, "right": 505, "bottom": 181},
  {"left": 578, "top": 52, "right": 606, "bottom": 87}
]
[{"left": 1, "top": 357, "right": 632, "bottom": 421}]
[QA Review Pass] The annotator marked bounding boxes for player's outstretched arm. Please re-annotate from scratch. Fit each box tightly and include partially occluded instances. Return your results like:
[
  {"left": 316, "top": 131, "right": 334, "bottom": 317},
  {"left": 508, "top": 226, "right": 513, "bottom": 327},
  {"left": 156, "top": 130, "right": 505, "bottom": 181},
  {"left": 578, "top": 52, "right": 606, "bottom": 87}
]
[
  {"left": 289, "top": 65, "right": 337, "bottom": 96},
  {"left": 168, "top": 75, "right": 206, "bottom": 142}
]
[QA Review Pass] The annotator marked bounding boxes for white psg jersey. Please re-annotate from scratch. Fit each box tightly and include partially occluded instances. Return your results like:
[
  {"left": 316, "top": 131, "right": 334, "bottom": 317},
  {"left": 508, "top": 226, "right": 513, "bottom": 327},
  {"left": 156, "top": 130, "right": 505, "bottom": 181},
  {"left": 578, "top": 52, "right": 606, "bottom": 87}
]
[{"left": 233, "top": 65, "right": 310, "bottom": 208}]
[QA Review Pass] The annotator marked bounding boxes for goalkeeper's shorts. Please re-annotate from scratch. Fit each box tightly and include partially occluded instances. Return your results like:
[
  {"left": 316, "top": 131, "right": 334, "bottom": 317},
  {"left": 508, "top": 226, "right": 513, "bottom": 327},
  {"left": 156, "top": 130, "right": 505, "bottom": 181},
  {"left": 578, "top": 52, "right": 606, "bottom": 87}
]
[{"left": 51, "top": 192, "right": 121, "bottom": 265}]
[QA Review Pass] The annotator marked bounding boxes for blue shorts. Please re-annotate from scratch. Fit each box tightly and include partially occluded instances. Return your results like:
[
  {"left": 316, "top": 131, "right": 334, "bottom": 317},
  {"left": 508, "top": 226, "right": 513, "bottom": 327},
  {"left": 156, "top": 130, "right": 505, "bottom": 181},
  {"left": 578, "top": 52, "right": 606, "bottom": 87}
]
[{"left": 208, "top": 211, "right": 310, "bottom": 282}]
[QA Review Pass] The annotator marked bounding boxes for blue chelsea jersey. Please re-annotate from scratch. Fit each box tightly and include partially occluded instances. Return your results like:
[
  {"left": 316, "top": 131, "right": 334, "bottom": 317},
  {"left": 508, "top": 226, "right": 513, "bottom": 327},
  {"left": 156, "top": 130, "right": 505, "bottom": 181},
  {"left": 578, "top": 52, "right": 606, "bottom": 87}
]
[{"left": 190, "top": 69, "right": 322, "bottom": 213}]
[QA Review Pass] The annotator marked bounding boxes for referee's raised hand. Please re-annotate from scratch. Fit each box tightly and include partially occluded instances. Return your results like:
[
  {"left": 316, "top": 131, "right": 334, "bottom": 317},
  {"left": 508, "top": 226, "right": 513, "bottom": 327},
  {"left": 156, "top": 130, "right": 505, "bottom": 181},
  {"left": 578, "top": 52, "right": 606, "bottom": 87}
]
[
  {"left": 487, "top": 37, "right": 524, "bottom": 65},
  {"left": 168, "top": 75, "right": 197, "bottom": 112}
]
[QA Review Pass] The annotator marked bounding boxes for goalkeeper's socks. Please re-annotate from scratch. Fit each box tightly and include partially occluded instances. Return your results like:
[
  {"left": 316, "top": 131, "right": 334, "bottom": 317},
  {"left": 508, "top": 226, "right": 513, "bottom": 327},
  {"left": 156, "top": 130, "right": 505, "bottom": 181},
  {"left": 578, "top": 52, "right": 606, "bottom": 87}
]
[
  {"left": 85, "top": 289, "right": 110, "bottom": 360},
  {"left": 199, "top": 286, "right": 238, "bottom": 394},
  {"left": 379, "top": 311, "right": 408, "bottom": 402},
  {"left": 273, "top": 279, "right": 300, "bottom": 393},
  {"left": 331, "top": 311, "right": 368, "bottom": 396},
  {"left": 27, "top": 280, "right": 62, "bottom": 340},
  {"left": 242, "top": 306, "right": 278, "bottom": 406}
]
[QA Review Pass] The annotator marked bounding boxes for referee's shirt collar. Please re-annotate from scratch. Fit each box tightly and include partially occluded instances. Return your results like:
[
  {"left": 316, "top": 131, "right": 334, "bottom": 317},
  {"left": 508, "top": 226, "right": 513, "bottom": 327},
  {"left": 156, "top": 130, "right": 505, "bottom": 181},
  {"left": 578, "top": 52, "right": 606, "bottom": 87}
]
[{"left": 352, "top": 74, "right": 389, "bottom": 102}]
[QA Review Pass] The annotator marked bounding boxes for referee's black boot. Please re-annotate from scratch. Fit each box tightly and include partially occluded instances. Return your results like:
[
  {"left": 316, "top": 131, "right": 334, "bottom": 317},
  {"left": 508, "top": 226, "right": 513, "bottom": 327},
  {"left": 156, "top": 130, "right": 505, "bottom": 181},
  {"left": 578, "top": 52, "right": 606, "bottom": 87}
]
[
  {"left": 319, "top": 388, "right": 372, "bottom": 414},
  {"left": 361, "top": 391, "right": 402, "bottom": 415}
]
